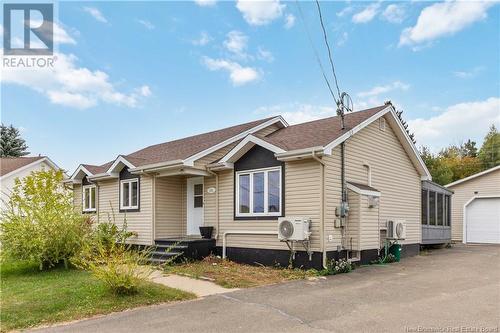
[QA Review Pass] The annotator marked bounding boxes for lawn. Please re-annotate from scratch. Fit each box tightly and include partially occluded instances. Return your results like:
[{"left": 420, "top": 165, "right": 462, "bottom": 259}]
[
  {"left": 165, "top": 255, "right": 317, "bottom": 288},
  {"left": 0, "top": 260, "right": 195, "bottom": 332}
]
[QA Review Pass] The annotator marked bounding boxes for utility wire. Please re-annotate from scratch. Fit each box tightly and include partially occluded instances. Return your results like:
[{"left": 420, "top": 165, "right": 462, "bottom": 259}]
[
  {"left": 315, "top": 0, "right": 342, "bottom": 100},
  {"left": 295, "top": 0, "right": 338, "bottom": 105}
]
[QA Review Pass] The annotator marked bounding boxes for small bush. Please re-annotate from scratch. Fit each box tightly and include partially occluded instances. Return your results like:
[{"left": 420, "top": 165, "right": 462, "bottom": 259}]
[
  {"left": 318, "top": 258, "right": 354, "bottom": 276},
  {"left": 0, "top": 170, "right": 90, "bottom": 269}
]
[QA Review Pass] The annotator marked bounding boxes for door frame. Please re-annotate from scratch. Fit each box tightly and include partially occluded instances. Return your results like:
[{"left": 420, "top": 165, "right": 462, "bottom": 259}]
[
  {"left": 186, "top": 177, "right": 204, "bottom": 236},
  {"left": 463, "top": 195, "right": 500, "bottom": 244}
]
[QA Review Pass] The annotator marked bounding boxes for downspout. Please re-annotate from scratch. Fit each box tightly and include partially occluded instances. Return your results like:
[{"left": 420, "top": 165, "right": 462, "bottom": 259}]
[
  {"left": 206, "top": 169, "right": 219, "bottom": 240},
  {"left": 311, "top": 151, "right": 327, "bottom": 269}
]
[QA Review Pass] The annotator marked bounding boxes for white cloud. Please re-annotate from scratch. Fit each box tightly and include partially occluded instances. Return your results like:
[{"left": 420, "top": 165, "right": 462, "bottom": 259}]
[
  {"left": 357, "top": 81, "right": 410, "bottom": 98},
  {"left": 452, "top": 66, "right": 485, "bottom": 78},
  {"left": 409, "top": 97, "right": 500, "bottom": 150},
  {"left": 399, "top": 1, "right": 497, "bottom": 47},
  {"left": 195, "top": 0, "right": 216, "bottom": 7},
  {"left": 137, "top": 19, "right": 155, "bottom": 30},
  {"left": 337, "top": 32, "right": 348, "bottom": 46},
  {"left": 223, "top": 31, "right": 248, "bottom": 57},
  {"left": 83, "top": 7, "right": 108, "bottom": 23},
  {"left": 28, "top": 20, "right": 76, "bottom": 45},
  {"left": 382, "top": 4, "right": 405, "bottom": 24},
  {"left": 352, "top": 3, "right": 380, "bottom": 24},
  {"left": 236, "top": 0, "right": 285, "bottom": 26},
  {"left": 1, "top": 53, "right": 150, "bottom": 109},
  {"left": 192, "top": 31, "right": 212, "bottom": 46},
  {"left": 202, "top": 57, "right": 260, "bottom": 86},
  {"left": 257, "top": 47, "right": 274, "bottom": 62},
  {"left": 337, "top": 6, "right": 353, "bottom": 17},
  {"left": 255, "top": 103, "right": 336, "bottom": 125},
  {"left": 284, "top": 14, "right": 295, "bottom": 29}
]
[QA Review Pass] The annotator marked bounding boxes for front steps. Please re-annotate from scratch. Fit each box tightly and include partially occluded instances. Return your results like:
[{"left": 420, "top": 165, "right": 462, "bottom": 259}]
[{"left": 149, "top": 238, "right": 216, "bottom": 264}]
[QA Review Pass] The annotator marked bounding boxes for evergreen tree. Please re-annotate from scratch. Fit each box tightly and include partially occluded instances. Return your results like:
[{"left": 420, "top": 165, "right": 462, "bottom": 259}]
[
  {"left": 0, "top": 124, "right": 30, "bottom": 157},
  {"left": 478, "top": 124, "right": 500, "bottom": 169}
]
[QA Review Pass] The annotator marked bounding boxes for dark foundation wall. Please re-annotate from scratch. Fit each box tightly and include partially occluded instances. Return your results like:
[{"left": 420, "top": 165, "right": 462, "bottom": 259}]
[{"left": 214, "top": 244, "right": 421, "bottom": 270}]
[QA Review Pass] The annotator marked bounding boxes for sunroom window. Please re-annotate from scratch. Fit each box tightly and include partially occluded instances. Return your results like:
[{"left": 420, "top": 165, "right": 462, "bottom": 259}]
[
  {"left": 82, "top": 185, "right": 96, "bottom": 212},
  {"left": 236, "top": 167, "right": 281, "bottom": 217},
  {"left": 120, "top": 179, "right": 139, "bottom": 210}
]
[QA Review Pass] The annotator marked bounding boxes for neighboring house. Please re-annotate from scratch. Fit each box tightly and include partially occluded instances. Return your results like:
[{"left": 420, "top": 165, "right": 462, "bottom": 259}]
[
  {"left": 0, "top": 156, "right": 63, "bottom": 210},
  {"left": 446, "top": 165, "right": 500, "bottom": 244},
  {"left": 68, "top": 103, "right": 431, "bottom": 268}
]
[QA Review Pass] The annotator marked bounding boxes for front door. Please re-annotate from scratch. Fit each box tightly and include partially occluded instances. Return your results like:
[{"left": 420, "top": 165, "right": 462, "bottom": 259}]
[{"left": 186, "top": 177, "right": 204, "bottom": 235}]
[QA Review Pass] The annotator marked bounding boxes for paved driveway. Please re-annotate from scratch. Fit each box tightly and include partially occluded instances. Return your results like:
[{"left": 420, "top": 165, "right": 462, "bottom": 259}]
[{"left": 34, "top": 245, "right": 500, "bottom": 333}]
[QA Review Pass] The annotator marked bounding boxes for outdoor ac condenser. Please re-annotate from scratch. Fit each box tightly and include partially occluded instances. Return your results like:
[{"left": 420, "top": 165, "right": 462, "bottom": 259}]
[
  {"left": 387, "top": 220, "right": 406, "bottom": 240},
  {"left": 277, "top": 217, "right": 311, "bottom": 241}
]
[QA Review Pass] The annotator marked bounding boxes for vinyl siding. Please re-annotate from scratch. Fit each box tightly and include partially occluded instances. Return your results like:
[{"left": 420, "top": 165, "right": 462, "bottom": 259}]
[
  {"left": 345, "top": 190, "right": 360, "bottom": 251},
  {"left": 447, "top": 169, "right": 500, "bottom": 241},
  {"left": 73, "top": 184, "right": 82, "bottom": 209},
  {"left": 96, "top": 176, "right": 153, "bottom": 245},
  {"left": 204, "top": 159, "right": 322, "bottom": 251},
  {"left": 155, "top": 175, "right": 186, "bottom": 238},
  {"left": 324, "top": 115, "right": 421, "bottom": 251},
  {"left": 359, "top": 195, "right": 381, "bottom": 250}
]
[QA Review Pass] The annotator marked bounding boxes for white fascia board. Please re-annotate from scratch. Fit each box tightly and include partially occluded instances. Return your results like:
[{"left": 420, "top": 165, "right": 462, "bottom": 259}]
[
  {"left": 346, "top": 183, "right": 381, "bottom": 197},
  {"left": 184, "top": 116, "right": 287, "bottom": 165},
  {"left": 88, "top": 172, "right": 119, "bottom": 181},
  {"left": 275, "top": 146, "right": 324, "bottom": 161},
  {"left": 70, "top": 164, "right": 93, "bottom": 180},
  {"left": 207, "top": 162, "right": 234, "bottom": 171},
  {"left": 129, "top": 160, "right": 185, "bottom": 173},
  {"left": 220, "top": 135, "right": 286, "bottom": 164},
  {"left": 446, "top": 165, "right": 500, "bottom": 188},
  {"left": 323, "top": 106, "right": 392, "bottom": 155},
  {"left": 105, "top": 155, "right": 135, "bottom": 174}
]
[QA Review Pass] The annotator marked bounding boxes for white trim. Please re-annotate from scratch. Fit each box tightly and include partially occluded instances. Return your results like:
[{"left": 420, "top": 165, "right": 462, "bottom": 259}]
[
  {"left": 186, "top": 177, "right": 205, "bottom": 235},
  {"left": 183, "top": 116, "right": 288, "bottom": 165},
  {"left": 220, "top": 135, "right": 286, "bottom": 164},
  {"left": 235, "top": 166, "right": 282, "bottom": 217},
  {"left": 446, "top": 165, "right": 500, "bottom": 188},
  {"left": 346, "top": 182, "right": 381, "bottom": 197},
  {"left": 82, "top": 185, "right": 97, "bottom": 212},
  {"left": 129, "top": 160, "right": 185, "bottom": 173},
  {"left": 106, "top": 156, "right": 136, "bottom": 174},
  {"left": 120, "top": 179, "right": 139, "bottom": 210},
  {"left": 1, "top": 157, "right": 63, "bottom": 180},
  {"left": 462, "top": 195, "right": 500, "bottom": 244},
  {"left": 70, "top": 164, "right": 93, "bottom": 180},
  {"left": 275, "top": 146, "right": 324, "bottom": 161}
]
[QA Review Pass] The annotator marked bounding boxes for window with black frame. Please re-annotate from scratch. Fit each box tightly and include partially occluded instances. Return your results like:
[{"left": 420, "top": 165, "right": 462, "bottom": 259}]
[
  {"left": 437, "top": 193, "right": 444, "bottom": 225},
  {"left": 421, "top": 189, "right": 428, "bottom": 225},
  {"left": 429, "top": 191, "right": 436, "bottom": 225}
]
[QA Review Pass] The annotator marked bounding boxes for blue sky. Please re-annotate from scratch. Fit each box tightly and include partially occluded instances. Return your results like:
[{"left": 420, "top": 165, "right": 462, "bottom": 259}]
[{"left": 2, "top": 0, "right": 499, "bottom": 172}]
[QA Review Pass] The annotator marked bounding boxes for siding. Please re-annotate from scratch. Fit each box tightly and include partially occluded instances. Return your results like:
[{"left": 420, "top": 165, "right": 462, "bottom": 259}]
[
  {"left": 324, "top": 115, "right": 422, "bottom": 251},
  {"left": 73, "top": 184, "right": 82, "bottom": 209},
  {"left": 345, "top": 190, "right": 360, "bottom": 250},
  {"left": 447, "top": 169, "right": 500, "bottom": 241},
  {"left": 155, "top": 175, "right": 186, "bottom": 238},
  {"left": 204, "top": 159, "right": 322, "bottom": 251},
  {"left": 96, "top": 176, "right": 153, "bottom": 245}
]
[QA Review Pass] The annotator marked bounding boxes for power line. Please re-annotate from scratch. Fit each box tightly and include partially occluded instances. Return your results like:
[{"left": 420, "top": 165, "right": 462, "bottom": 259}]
[
  {"left": 295, "top": 0, "right": 338, "bottom": 105},
  {"left": 314, "top": 0, "right": 341, "bottom": 100}
]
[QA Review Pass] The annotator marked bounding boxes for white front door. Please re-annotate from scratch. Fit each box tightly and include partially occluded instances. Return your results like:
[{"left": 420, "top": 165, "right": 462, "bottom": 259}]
[
  {"left": 466, "top": 197, "right": 500, "bottom": 244},
  {"left": 187, "top": 177, "right": 204, "bottom": 235}
]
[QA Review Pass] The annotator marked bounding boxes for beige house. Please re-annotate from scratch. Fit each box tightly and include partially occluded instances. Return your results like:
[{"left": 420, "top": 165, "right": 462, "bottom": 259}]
[
  {"left": 69, "top": 103, "right": 431, "bottom": 268},
  {"left": 446, "top": 166, "right": 500, "bottom": 244}
]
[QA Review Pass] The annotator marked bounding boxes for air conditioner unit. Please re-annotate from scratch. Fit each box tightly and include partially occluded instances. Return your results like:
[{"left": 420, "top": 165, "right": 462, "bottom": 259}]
[
  {"left": 387, "top": 220, "right": 406, "bottom": 240},
  {"left": 278, "top": 217, "right": 311, "bottom": 241}
]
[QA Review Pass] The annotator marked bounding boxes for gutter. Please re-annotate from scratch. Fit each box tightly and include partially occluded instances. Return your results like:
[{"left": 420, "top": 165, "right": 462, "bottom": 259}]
[
  {"left": 311, "top": 151, "right": 327, "bottom": 269},
  {"left": 275, "top": 146, "right": 324, "bottom": 161}
]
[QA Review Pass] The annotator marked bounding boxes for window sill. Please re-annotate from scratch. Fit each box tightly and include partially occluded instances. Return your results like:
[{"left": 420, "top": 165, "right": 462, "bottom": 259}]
[
  {"left": 82, "top": 210, "right": 96, "bottom": 214},
  {"left": 234, "top": 215, "right": 282, "bottom": 221},
  {"left": 119, "top": 207, "right": 140, "bottom": 213}
]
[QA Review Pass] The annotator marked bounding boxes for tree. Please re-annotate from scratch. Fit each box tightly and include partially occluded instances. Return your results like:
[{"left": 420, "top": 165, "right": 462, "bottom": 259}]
[
  {"left": 478, "top": 124, "right": 500, "bottom": 169},
  {"left": 461, "top": 139, "right": 478, "bottom": 158},
  {"left": 0, "top": 124, "right": 29, "bottom": 157}
]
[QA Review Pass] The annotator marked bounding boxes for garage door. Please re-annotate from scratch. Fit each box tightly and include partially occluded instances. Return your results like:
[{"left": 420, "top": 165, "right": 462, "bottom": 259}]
[{"left": 466, "top": 197, "right": 500, "bottom": 244}]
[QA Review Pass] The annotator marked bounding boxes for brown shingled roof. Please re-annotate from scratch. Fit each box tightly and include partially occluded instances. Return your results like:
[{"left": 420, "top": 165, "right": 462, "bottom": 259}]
[
  {"left": 0, "top": 156, "right": 45, "bottom": 177},
  {"left": 261, "top": 105, "right": 388, "bottom": 151}
]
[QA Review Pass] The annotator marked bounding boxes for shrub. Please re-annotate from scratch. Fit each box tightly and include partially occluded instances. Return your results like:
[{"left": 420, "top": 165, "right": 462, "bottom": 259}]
[
  {"left": 318, "top": 258, "right": 354, "bottom": 276},
  {"left": 0, "top": 170, "right": 90, "bottom": 270}
]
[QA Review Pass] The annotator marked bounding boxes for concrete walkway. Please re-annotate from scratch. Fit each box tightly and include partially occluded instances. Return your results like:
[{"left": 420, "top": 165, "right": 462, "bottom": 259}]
[{"left": 149, "top": 270, "right": 238, "bottom": 297}]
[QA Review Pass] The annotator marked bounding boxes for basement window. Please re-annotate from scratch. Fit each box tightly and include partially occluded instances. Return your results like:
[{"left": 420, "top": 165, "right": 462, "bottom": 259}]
[
  {"left": 82, "top": 185, "right": 96, "bottom": 212},
  {"left": 120, "top": 179, "right": 139, "bottom": 210},
  {"left": 236, "top": 167, "right": 282, "bottom": 217}
]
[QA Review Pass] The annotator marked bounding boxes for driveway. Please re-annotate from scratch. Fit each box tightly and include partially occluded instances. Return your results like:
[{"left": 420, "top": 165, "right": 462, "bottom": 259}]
[{"left": 34, "top": 244, "right": 500, "bottom": 333}]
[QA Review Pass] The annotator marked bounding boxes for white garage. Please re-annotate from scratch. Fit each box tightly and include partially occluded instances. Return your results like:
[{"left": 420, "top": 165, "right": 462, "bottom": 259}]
[
  {"left": 465, "top": 197, "right": 500, "bottom": 244},
  {"left": 446, "top": 165, "right": 500, "bottom": 243}
]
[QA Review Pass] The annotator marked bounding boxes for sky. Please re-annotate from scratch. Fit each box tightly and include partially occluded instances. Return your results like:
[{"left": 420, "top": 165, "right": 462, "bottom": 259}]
[{"left": 1, "top": 0, "right": 499, "bottom": 173}]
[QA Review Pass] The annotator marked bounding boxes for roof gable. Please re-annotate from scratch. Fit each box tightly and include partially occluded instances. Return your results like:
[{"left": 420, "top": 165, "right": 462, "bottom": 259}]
[
  {"left": 446, "top": 165, "right": 500, "bottom": 188},
  {"left": 0, "top": 156, "right": 61, "bottom": 179}
]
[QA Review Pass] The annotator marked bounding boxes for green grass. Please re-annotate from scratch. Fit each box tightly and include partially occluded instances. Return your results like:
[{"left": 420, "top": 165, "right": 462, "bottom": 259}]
[{"left": 0, "top": 260, "right": 195, "bottom": 332}]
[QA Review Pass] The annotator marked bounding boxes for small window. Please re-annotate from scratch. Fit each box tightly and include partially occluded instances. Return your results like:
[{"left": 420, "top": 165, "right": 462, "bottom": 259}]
[
  {"left": 379, "top": 118, "right": 386, "bottom": 131},
  {"left": 194, "top": 184, "right": 203, "bottom": 208},
  {"left": 236, "top": 167, "right": 282, "bottom": 217},
  {"left": 82, "top": 185, "right": 96, "bottom": 212},
  {"left": 429, "top": 191, "right": 436, "bottom": 225},
  {"left": 120, "top": 179, "right": 139, "bottom": 210},
  {"left": 421, "top": 189, "right": 428, "bottom": 225}
]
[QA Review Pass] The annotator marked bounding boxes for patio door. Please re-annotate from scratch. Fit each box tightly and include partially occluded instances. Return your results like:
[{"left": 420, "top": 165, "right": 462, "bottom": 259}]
[{"left": 186, "top": 177, "right": 204, "bottom": 235}]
